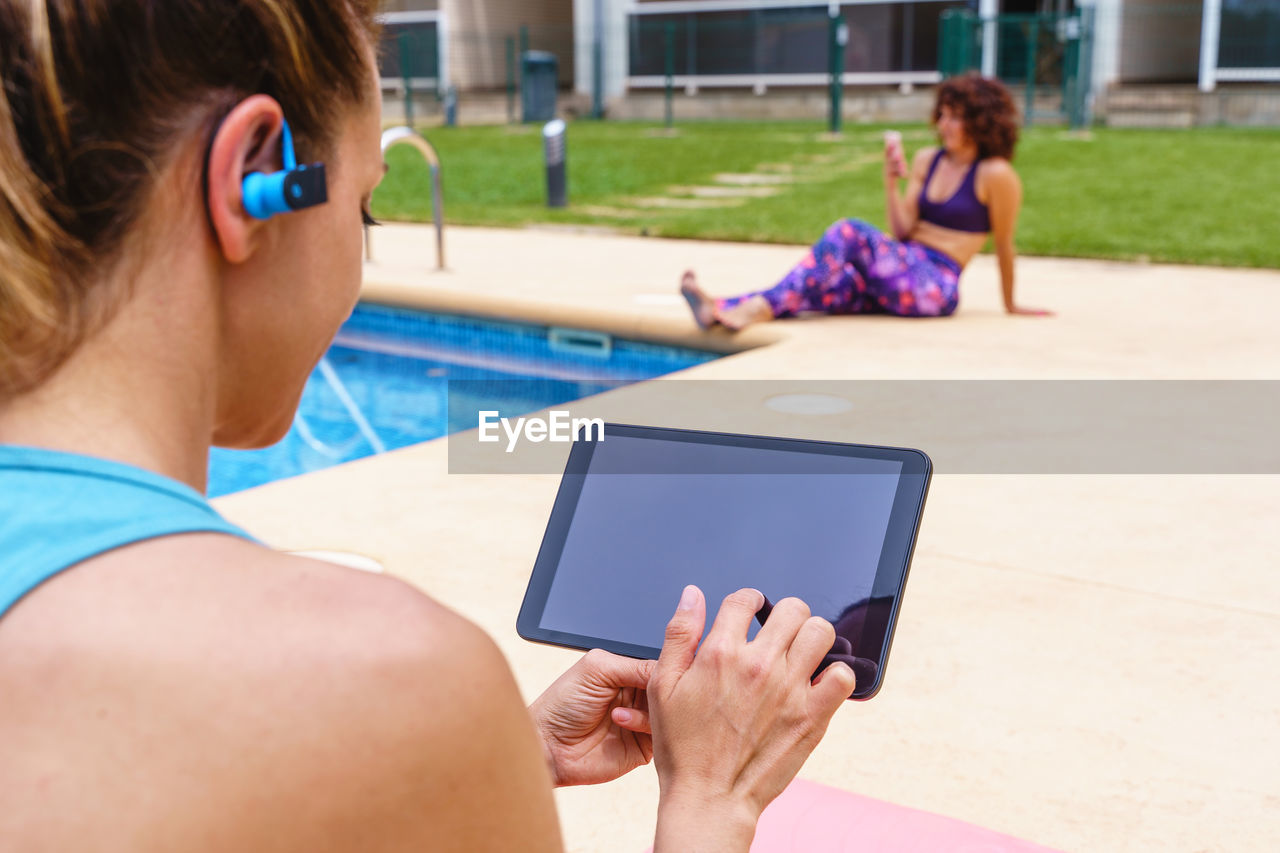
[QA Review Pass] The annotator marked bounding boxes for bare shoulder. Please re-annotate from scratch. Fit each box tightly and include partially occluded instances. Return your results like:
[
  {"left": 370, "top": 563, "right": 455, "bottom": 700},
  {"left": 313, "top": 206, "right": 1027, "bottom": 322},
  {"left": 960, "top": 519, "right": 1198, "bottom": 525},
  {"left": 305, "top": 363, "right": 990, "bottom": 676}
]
[
  {"left": 0, "top": 535, "right": 561, "bottom": 852},
  {"left": 977, "top": 157, "right": 1021, "bottom": 208},
  {"left": 911, "top": 145, "right": 940, "bottom": 173},
  {"left": 979, "top": 156, "right": 1020, "bottom": 185},
  {"left": 3, "top": 532, "right": 488, "bottom": 679}
]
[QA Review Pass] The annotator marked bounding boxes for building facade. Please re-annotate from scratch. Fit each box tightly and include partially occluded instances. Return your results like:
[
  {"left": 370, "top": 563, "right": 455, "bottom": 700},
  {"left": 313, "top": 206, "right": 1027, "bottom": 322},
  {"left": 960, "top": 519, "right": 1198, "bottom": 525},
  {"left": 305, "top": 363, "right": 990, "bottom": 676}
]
[
  {"left": 375, "top": 1, "right": 1279, "bottom": 122},
  {"left": 379, "top": 0, "right": 575, "bottom": 94}
]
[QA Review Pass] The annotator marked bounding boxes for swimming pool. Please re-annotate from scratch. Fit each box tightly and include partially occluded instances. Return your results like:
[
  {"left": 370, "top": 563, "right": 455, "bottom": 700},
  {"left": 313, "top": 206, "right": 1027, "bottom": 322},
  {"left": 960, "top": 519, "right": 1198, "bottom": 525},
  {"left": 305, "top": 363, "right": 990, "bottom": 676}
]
[{"left": 207, "top": 303, "right": 717, "bottom": 497}]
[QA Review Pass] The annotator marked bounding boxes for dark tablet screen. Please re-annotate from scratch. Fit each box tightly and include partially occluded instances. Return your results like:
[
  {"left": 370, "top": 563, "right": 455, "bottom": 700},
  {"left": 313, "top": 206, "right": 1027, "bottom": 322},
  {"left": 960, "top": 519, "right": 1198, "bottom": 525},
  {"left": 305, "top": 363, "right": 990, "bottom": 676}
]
[{"left": 517, "top": 424, "right": 931, "bottom": 699}]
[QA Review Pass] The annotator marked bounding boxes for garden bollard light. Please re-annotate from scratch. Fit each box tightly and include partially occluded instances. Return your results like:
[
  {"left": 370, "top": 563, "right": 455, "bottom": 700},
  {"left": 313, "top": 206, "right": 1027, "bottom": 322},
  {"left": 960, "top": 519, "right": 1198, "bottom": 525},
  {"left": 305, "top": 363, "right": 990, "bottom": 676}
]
[
  {"left": 543, "top": 119, "right": 567, "bottom": 208},
  {"left": 444, "top": 86, "right": 458, "bottom": 127}
]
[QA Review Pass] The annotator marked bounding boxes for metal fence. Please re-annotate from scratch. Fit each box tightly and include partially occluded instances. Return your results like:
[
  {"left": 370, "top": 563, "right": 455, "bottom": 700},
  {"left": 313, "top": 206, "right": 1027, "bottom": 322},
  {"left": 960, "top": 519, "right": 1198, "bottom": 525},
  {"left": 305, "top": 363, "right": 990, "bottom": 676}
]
[
  {"left": 377, "top": 3, "right": 1280, "bottom": 129},
  {"left": 939, "top": 9, "right": 1094, "bottom": 128},
  {"left": 379, "top": 10, "right": 954, "bottom": 131},
  {"left": 625, "top": 3, "right": 964, "bottom": 88},
  {"left": 379, "top": 22, "right": 575, "bottom": 125}
]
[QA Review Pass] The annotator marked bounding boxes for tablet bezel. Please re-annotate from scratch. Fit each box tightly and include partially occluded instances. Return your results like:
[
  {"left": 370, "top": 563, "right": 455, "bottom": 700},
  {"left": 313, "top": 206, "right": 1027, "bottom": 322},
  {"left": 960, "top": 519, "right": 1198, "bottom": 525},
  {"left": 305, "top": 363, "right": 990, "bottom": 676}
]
[{"left": 516, "top": 423, "right": 931, "bottom": 700}]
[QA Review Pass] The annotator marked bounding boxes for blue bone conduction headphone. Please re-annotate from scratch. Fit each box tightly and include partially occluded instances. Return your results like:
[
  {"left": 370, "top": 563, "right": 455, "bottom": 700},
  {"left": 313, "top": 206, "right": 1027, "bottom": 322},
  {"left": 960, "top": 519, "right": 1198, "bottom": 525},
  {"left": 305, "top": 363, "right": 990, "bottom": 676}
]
[{"left": 241, "top": 119, "right": 328, "bottom": 219}]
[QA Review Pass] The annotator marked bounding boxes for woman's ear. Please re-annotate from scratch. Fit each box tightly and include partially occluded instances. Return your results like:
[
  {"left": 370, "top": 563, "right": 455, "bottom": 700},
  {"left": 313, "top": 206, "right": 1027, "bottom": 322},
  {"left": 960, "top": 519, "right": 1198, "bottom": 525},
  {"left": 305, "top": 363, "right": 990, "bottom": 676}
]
[{"left": 205, "top": 95, "right": 288, "bottom": 264}]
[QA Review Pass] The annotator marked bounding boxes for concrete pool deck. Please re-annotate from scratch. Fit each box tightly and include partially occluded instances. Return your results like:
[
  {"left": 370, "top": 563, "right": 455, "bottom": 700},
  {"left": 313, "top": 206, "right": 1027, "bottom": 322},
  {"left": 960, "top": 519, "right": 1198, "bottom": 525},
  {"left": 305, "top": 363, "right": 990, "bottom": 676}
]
[{"left": 216, "top": 224, "right": 1280, "bottom": 852}]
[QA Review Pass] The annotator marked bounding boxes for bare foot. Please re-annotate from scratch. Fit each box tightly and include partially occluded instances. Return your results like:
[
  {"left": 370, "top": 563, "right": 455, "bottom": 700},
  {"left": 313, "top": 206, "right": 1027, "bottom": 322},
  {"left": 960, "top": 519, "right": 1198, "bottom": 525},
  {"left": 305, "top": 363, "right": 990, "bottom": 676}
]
[
  {"left": 680, "top": 271, "right": 717, "bottom": 330},
  {"left": 714, "top": 295, "right": 773, "bottom": 331}
]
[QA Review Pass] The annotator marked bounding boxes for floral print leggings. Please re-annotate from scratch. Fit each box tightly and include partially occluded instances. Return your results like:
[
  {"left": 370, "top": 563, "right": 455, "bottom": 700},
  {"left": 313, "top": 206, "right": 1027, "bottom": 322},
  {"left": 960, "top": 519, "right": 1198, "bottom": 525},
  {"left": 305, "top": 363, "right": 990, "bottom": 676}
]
[{"left": 718, "top": 218, "right": 962, "bottom": 318}]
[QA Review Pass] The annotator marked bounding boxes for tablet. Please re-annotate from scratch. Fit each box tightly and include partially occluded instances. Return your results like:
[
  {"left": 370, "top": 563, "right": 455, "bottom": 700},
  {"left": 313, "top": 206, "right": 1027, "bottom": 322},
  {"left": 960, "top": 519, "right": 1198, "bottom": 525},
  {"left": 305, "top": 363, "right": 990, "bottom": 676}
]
[{"left": 516, "top": 423, "right": 931, "bottom": 700}]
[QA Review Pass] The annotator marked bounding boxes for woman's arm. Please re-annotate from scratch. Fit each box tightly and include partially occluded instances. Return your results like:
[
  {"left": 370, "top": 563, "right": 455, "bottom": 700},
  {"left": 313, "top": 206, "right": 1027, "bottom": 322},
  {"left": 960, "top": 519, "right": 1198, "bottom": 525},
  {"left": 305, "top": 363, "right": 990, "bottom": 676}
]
[
  {"left": 984, "top": 160, "right": 1051, "bottom": 316},
  {"left": 528, "top": 589, "right": 856, "bottom": 852},
  {"left": 650, "top": 587, "right": 855, "bottom": 853},
  {"left": 884, "top": 147, "right": 933, "bottom": 241}
]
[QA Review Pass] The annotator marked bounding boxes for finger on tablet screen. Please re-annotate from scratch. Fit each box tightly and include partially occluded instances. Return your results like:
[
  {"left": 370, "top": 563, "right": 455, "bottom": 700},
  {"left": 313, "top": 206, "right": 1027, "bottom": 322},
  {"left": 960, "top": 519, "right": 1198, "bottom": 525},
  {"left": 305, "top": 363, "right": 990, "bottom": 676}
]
[
  {"left": 813, "top": 660, "right": 859, "bottom": 706},
  {"left": 753, "top": 596, "right": 812, "bottom": 656},
  {"left": 656, "top": 585, "right": 707, "bottom": 678},
  {"left": 706, "top": 588, "right": 766, "bottom": 645},
  {"left": 787, "top": 615, "right": 836, "bottom": 672},
  {"left": 815, "top": 653, "right": 878, "bottom": 695}
]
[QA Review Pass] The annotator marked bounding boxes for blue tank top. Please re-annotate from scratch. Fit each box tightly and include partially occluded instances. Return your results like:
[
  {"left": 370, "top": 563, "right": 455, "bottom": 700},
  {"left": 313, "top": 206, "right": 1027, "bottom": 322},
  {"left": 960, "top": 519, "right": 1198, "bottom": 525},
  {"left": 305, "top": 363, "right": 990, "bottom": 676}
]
[
  {"left": 917, "top": 149, "right": 991, "bottom": 234},
  {"left": 0, "top": 445, "right": 254, "bottom": 619}
]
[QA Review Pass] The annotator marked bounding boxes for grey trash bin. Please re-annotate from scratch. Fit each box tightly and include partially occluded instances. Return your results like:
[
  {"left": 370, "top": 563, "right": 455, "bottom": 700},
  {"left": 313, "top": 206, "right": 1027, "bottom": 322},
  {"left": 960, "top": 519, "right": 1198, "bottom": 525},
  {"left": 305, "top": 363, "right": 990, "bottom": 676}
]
[{"left": 521, "top": 51, "right": 558, "bottom": 123}]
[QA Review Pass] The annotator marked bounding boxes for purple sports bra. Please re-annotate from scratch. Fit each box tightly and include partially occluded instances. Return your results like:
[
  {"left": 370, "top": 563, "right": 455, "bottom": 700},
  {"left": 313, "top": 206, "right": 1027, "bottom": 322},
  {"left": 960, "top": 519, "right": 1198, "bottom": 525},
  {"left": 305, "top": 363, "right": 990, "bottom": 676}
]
[{"left": 917, "top": 150, "right": 990, "bottom": 234}]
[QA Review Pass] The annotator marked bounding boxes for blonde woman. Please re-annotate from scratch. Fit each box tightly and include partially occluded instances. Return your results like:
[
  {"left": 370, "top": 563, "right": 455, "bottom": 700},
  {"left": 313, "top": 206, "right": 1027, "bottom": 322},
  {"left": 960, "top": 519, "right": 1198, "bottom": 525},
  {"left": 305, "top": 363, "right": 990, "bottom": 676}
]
[{"left": 0, "top": 2, "right": 854, "bottom": 850}]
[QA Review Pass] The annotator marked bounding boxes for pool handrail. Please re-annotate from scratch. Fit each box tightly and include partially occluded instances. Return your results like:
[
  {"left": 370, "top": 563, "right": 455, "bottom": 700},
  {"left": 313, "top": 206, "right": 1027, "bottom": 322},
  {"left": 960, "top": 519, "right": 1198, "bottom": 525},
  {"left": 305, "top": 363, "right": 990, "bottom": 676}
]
[{"left": 369, "top": 126, "right": 445, "bottom": 270}]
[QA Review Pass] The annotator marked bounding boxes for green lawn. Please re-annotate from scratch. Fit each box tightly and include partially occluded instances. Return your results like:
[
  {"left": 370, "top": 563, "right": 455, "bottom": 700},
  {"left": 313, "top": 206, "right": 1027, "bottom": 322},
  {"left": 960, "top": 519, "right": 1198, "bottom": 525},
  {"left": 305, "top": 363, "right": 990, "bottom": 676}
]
[{"left": 370, "top": 121, "right": 1280, "bottom": 268}]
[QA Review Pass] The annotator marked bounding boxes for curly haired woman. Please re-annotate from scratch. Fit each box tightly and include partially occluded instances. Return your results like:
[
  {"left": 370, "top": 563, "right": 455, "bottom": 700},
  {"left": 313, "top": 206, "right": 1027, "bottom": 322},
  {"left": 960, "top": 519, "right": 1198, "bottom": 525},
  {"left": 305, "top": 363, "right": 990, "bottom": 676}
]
[{"left": 682, "top": 74, "right": 1052, "bottom": 329}]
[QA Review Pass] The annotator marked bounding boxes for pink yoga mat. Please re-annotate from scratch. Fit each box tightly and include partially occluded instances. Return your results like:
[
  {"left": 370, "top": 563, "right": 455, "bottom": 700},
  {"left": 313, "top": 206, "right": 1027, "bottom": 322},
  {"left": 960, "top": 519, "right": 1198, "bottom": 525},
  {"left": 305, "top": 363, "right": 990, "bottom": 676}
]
[{"left": 644, "top": 778, "right": 1061, "bottom": 853}]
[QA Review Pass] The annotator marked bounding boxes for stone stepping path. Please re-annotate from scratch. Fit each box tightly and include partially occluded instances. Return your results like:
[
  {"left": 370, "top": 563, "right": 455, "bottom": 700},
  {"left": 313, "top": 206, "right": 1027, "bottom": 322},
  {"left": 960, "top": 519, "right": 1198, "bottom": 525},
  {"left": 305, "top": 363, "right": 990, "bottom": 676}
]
[
  {"left": 626, "top": 196, "right": 744, "bottom": 209},
  {"left": 712, "top": 172, "right": 796, "bottom": 186},
  {"left": 583, "top": 145, "right": 884, "bottom": 220},
  {"left": 573, "top": 204, "right": 651, "bottom": 218},
  {"left": 666, "top": 184, "right": 783, "bottom": 198}
]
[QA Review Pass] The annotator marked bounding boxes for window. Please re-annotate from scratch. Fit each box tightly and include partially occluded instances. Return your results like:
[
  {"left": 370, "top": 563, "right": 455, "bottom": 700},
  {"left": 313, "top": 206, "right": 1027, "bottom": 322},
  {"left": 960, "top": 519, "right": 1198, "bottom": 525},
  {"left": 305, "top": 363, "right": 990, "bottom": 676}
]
[
  {"left": 379, "top": 21, "right": 441, "bottom": 83},
  {"left": 1219, "top": 0, "right": 1280, "bottom": 68},
  {"left": 628, "top": 2, "right": 970, "bottom": 80}
]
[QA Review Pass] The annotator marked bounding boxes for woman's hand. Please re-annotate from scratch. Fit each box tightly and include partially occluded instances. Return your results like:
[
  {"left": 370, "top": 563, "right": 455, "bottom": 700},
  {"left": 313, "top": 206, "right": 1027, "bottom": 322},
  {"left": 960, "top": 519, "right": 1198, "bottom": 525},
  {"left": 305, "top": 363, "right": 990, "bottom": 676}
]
[
  {"left": 885, "top": 143, "right": 923, "bottom": 240},
  {"left": 528, "top": 649, "right": 655, "bottom": 787},
  {"left": 883, "top": 132, "right": 909, "bottom": 181},
  {"left": 650, "top": 587, "right": 856, "bottom": 852}
]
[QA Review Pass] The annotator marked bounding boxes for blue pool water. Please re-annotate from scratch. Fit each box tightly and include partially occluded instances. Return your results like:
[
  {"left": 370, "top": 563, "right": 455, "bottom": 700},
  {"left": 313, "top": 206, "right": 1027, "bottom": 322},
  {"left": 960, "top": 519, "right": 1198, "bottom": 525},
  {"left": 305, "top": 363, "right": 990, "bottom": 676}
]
[{"left": 207, "top": 303, "right": 717, "bottom": 497}]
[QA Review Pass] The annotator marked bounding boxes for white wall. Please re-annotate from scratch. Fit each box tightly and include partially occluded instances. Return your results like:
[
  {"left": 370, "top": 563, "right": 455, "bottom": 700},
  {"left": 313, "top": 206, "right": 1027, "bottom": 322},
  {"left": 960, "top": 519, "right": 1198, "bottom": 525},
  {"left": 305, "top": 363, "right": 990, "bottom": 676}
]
[
  {"left": 574, "top": 0, "right": 630, "bottom": 101},
  {"left": 1118, "top": 0, "right": 1203, "bottom": 82},
  {"left": 443, "top": 0, "right": 574, "bottom": 90},
  {"left": 1079, "top": 0, "right": 1122, "bottom": 99}
]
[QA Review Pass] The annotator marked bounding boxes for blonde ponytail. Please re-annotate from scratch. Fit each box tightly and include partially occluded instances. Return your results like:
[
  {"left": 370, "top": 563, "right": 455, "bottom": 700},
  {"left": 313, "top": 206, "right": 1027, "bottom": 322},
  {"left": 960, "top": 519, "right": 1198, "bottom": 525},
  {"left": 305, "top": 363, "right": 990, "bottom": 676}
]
[{"left": 0, "top": 0, "right": 379, "bottom": 398}]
